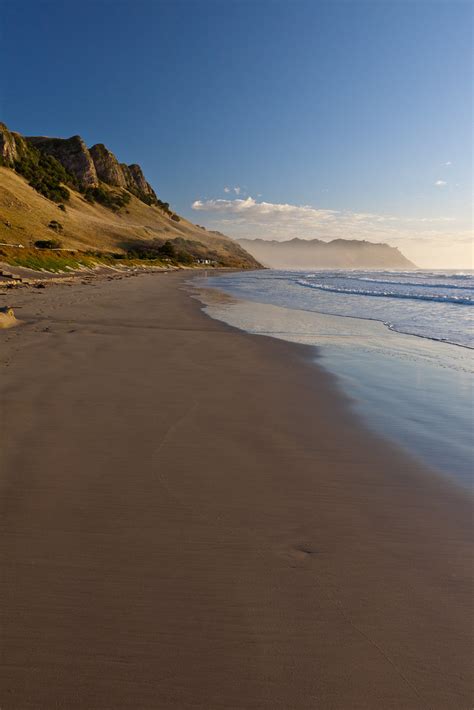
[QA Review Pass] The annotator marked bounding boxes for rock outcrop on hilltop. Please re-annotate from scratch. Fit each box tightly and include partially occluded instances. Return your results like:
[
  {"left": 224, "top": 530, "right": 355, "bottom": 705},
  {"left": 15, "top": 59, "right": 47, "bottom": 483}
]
[
  {"left": 0, "top": 125, "right": 75, "bottom": 203},
  {"left": 89, "top": 143, "right": 127, "bottom": 188},
  {"left": 1, "top": 123, "right": 160, "bottom": 205},
  {"left": 121, "top": 163, "right": 158, "bottom": 204},
  {"left": 26, "top": 135, "right": 99, "bottom": 188},
  {"left": 0, "top": 123, "right": 19, "bottom": 164},
  {"left": 88, "top": 145, "right": 158, "bottom": 203}
]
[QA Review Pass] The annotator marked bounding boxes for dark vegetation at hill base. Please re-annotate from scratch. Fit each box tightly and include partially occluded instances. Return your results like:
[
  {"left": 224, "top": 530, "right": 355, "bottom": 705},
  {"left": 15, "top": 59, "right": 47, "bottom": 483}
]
[
  {"left": 125, "top": 237, "right": 222, "bottom": 265},
  {"left": 0, "top": 240, "right": 222, "bottom": 274}
]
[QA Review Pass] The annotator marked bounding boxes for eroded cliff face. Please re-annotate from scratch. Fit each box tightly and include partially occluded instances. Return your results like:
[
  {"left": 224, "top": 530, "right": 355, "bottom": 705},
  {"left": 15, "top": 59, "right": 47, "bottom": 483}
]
[
  {"left": 0, "top": 123, "right": 19, "bottom": 164},
  {"left": 26, "top": 135, "right": 99, "bottom": 188},
  {"left": 87, "top": 144, "right": 158, "bottom": 202},
  {"left": 121, "top": 163, "right": 158, "bottom": 203},
  {"left": 89, "top": 143, "right": 127, "bottom": 188},
  {"left": 1, "top": 122, "right": 160, "bottom": 205}
]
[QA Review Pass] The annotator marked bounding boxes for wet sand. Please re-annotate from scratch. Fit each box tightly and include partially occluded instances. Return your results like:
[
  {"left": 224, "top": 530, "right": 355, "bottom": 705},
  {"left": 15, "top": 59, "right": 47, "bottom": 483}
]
[{"left": 0, "top": 271, "right": 472, "bottom": 709}]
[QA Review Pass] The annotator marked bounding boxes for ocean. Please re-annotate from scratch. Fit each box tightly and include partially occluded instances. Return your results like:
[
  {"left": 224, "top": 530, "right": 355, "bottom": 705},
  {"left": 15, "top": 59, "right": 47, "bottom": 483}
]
[{"left": 195, "top": 269, "right": 473, "bottom": 488}]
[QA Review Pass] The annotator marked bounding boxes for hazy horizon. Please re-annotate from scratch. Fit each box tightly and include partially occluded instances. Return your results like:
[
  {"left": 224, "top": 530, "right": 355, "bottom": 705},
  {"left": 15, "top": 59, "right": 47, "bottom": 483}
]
[
  {"left": 232, "top": 234, "right": 472, "bottom": 271},
  {"left": 1, "top": 0, "right": 471, "bottom": 268}
]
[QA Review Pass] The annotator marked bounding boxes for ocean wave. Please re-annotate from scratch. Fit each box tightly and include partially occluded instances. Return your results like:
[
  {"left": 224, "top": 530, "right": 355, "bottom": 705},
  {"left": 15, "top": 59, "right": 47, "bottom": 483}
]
[
  {"left": 340, "top": 277, "right": 473, "bottom": 291},
  {"left": 296, "top": 279, "right": 474, "bottom": 305},
  {"left": 202, "top": 269, "right": 473, "bottom": 348}
]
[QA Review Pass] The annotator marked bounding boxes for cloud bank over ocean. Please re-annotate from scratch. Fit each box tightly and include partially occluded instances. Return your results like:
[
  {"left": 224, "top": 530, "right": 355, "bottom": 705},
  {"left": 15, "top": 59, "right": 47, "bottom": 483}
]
[{"left": 192, "top": 195, "right": 470, "bottom": 268}]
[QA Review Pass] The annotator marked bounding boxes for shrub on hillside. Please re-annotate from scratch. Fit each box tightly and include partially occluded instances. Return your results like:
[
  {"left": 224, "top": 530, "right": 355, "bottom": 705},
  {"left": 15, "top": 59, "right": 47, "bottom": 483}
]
[
  {"left": 34, "top": 239, "right": 63, "bottom": 249},
  {"left": 156, "top": 199, "right": 172, "bottom": 215},
  {"left": 139, "top": 193, "right": 157, "bottom": 206},
  {"left": 48, "top": 220, "right": 63, "bottom": 232},
  {"left": 84, "top": 186, "right": 131, "bottom": 211}
]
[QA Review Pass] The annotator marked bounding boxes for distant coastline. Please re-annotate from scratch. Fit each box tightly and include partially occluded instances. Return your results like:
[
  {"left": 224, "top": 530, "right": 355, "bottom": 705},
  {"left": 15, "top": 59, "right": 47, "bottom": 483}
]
[{"left": 237, "top": 237, "right": 415, "bottom": 269}]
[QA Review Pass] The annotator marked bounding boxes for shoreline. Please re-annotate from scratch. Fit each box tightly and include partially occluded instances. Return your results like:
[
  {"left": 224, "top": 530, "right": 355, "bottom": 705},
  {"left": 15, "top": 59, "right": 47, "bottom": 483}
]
[
  {"left": 193, "top": 280, "right": 473, "bottom": 487},
  {"left": 0, "top": 271, "right": 472, "bottom": 708}
]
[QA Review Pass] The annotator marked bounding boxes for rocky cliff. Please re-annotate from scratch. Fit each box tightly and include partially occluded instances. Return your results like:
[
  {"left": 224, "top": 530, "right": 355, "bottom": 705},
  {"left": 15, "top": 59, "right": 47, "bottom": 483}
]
[
  {"left": 0, "top": 122, "right": 19, "bottom": 164},
  {"left": 26, "top": 135, "right": 98, "bottom": 188},
  {"left": 89, "top": 143, "right": 127, "bottom": 188},
  {"left": 121, "top": 163, "right": 158, "bottom": 204},
  {"left": 89, "top": 144, "right": 158, "bottom": 203},
  {"left": 0, "top": 124, "right": 159, "bottom": 205},
  {"left": 237, "top": 237, "right": 415, "bottom": 269}
]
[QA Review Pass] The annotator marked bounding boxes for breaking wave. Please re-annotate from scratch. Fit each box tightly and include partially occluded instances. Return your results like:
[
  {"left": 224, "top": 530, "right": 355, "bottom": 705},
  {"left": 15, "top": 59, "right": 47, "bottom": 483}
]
[
  {"left": 198, "top": 268, "right": 474, "bottom": 348},
  {"left": 296, "top": 279, "right": 474, "bottom": 306}
]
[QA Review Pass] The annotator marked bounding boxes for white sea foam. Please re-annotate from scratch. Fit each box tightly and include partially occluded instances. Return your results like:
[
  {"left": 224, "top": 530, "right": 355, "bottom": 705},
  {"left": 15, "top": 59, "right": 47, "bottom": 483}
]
[{"left": 200, "top": 269, "right": 474, "bottom": 348}]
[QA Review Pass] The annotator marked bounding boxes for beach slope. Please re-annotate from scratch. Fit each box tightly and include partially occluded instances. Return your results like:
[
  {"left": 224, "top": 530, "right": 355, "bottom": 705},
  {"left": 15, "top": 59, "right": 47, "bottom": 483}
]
[{"left": 0, "top": 272, "right": 472, "bottom": 709}]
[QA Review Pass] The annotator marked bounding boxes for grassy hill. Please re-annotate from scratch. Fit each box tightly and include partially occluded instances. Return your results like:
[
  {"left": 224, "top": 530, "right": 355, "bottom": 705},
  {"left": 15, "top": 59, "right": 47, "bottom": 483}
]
[
  {"left": 0, "top": 135, "right": 259, "bottom": 269},
  {"left": 0, "top": 167, "right": 260, "bottom": 268}
]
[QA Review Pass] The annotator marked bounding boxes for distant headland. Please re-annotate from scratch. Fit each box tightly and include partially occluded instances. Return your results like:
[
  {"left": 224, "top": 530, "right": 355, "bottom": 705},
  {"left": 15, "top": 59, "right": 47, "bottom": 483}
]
[{"left": 237, "top": 237, "right": 416, "bottom": 270}]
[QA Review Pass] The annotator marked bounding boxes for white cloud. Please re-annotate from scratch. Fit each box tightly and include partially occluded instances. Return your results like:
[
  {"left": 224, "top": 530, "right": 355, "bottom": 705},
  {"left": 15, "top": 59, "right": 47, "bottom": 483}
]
[
  {"left": 444, "top": 161, "right": 452, "bottom": 166},
  {"left": 192, "top": 196, "right": 337, "bottom": 222},
  {"left": 191, "top": 197, "right": 457, "bottom": 235},
  {"left": 223, "top": 186, "right": 242, "bottom": 195},
  {"left": 434, "top": 180, "right": 447, "bottom": 187}
]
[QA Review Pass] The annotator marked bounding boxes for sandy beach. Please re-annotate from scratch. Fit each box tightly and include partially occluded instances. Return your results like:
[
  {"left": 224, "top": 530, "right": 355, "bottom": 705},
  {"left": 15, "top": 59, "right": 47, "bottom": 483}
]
[{"left": 0, "top": 271, "right": 472, "bottom": 709}]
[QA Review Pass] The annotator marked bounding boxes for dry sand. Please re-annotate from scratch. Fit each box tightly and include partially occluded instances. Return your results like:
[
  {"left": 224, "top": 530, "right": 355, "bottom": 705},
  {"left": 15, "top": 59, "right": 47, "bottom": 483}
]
[{"left": 0, "top": 271, "right": 472, "bottom": 709}]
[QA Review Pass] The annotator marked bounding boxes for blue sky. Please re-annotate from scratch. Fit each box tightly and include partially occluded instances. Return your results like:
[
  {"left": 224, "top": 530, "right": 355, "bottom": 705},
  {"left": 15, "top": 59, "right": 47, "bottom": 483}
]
[{"left": 1, "top": 0, "right": 472, "bottom": 266}]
